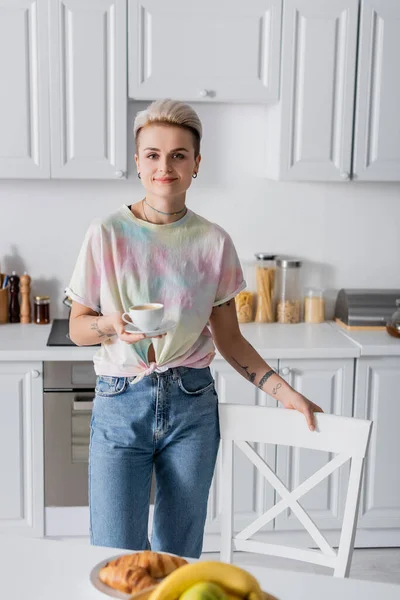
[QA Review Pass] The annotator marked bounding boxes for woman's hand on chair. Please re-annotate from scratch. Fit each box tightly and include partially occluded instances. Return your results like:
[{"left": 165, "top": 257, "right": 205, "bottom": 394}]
[{"left": 281, "top": 392, "right": 323, "bottom": 432}]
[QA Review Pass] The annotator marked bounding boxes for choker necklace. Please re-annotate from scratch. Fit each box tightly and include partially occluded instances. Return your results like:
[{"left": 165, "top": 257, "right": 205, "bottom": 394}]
[{"left": 144, "top": 198, "right": 186, "bottom": 216}]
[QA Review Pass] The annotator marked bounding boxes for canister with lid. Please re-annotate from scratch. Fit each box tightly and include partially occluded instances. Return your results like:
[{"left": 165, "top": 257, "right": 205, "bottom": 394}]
[
  {"left": 254, "top": 253, "right": 277, "bottom": 323},
  {"left": 235, "top": 260, "right": 256, "bottom": 323},
  {"left": 274, "top": 258, "right": 302, "bottom": 323},
  {"left": 304, "top": 288, "right": 325, "bottom": 323}
]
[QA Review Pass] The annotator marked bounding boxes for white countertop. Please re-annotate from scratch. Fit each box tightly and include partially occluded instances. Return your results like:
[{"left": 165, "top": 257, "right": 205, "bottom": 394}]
[
  {"left": 1, "top": 536, "right": 399, "bottom": 600},
  {"left": 0, "top": 321, "right": 360, "bottom": 361},
  {"left": 331, "top": 323, "right": 400, "bottom": 357}
]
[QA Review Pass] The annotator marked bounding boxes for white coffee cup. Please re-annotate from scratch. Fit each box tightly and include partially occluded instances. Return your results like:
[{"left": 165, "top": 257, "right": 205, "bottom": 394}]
[{"left": 122, "top": 303, "right": 164, "bottom": 331}]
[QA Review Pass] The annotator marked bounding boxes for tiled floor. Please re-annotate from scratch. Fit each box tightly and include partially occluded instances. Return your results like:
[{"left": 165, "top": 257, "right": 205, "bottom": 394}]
[{"left": 201, "top": 549, "right": 400, "bottom": 585}]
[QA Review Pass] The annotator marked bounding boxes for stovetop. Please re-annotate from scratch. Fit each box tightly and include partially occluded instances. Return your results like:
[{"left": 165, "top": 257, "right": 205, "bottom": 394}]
[
  {"left": 47, "top": 319, "right": 76, "bottom": 346},
  {"left": 46, "top": 318, "right": 100, "bottom": 347}
]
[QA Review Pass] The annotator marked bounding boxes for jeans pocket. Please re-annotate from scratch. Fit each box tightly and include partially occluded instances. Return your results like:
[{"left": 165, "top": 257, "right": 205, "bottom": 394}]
[
  {"left": 95, "top": 375, "right": 128, "bottom": 397},
  {"left": 177, "top": 368, "right": 215, "bottom": 396}
]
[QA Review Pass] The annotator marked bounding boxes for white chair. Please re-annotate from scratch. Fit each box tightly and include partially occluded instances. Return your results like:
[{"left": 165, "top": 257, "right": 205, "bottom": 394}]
[{"left": 219, "top": 404, "right": 372, "bottom": 578}]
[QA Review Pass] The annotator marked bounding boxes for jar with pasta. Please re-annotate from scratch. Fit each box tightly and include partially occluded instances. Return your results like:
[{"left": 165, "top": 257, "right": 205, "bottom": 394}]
[
  {"left": 254, "top": 253, "right": 277, "bottom": 323},
  {"left": 274, "top": 258, "right": 303, "bottom": 324},
  {"left": 235, "top": 260, "right": 255, "bottom": 323}
]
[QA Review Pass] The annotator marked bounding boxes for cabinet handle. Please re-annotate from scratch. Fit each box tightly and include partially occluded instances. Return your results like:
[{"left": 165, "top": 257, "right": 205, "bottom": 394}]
[
  {"left": 115, "top": 170, "right": 125, "bottom": 178},
  {"left": 340, "top": 172, "right": 350, "bottom": 180},
  {"left": 31, "top": 370, "right": 41, "bottom": 379},
  {"left": 199, "top": 89, "right": 209, "bottom": 97},
  {"left": 280, "top": 367, "right": 290, "bottom": 376}
]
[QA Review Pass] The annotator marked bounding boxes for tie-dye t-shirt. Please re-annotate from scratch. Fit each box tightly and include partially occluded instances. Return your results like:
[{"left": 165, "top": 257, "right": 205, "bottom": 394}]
[{"left": 66, "top": 205, "right": 245, "bottom": 380}]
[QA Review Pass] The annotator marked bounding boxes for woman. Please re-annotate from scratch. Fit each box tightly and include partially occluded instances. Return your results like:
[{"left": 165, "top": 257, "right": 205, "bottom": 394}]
[{"left": 67, "top": 99, "right": 322, "bottom": 558}]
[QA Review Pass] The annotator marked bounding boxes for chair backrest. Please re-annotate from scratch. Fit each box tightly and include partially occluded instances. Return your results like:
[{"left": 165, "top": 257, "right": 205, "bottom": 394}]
[{"left": 219, "top": 404, "right": 372, "bottom": 578}]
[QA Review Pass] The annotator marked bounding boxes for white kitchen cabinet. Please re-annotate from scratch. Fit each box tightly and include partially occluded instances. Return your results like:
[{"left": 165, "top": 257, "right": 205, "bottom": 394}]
[
  {"left": 266, "top": 0, "right": 359, "bottom": 181},
  {"left": 49, "top": 0, "right": 127, "bottom": 179},
  {"left": 0, "top": 362, "right": 44, "bottom": 537},
  {"left": 353, "top": 0, "right": 400, "bottom": 181},
  {"left": 275, "top": 358, "right": 354, "bottom": 532},
  {"left": 128, "top": 0, "right": 282, "bottom": 103},
  {"left": 354, "top": 357, "right": 400, "bottom": 539},
  {"left": 0, "top": 0, "right": 50, "bottom": 178},
  {"left": 203, "top": 359, "right": 278, "bottom": 551}
]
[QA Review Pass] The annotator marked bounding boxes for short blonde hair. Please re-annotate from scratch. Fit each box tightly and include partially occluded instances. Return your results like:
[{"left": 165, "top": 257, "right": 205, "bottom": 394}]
[{"left": 134, "top": 99, "right": 202, "bottom": 157}]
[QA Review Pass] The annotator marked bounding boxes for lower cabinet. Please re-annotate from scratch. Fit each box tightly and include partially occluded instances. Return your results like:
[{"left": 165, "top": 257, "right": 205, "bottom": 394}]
[
  {"left": 0, "top": 362, "right": 44, "bottom": 536},
  {"left": 275, "top": 358, "right": 354, "bottom": 533},
  {"left": 354, "top": 357, "right": 400, "bottom": 545}
]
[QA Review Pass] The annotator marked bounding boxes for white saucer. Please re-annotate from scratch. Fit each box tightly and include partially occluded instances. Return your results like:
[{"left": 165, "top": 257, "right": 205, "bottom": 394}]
[{"left": 124, "top": 319, "right": 177, "bottom": 337}]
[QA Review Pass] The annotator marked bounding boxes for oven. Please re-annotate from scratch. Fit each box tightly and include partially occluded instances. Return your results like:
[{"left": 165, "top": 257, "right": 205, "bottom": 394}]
[{"left": 43, "top": 361, "right": 96, "bottom": 508}]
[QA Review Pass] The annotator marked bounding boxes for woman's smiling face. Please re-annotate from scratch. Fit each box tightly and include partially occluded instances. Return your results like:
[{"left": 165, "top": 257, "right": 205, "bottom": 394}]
[{"left": 135, "top": 123, "right": 200, "bottom": 199}]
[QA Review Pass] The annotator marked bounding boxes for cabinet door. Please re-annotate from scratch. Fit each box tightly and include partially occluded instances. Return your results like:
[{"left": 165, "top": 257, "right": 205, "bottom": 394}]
[
  {"left": 266, "top": 0, "right": 358, "bottom": 181},
  {"left": 0, "top": 362, "right": 43, "bottom": 536},
  {"left": 275, "top": 358, "right": 354, "bottom": 531},
  {"left": 203, "top": 360, "right": 278, "bottom": 550},
  {"left": 353, "top": 0, "right": 400, "bottom": 181},
  {"left": 0, "top": 0, "right": 50, "bottom": 178},
  {"left": 49, "top": 0, "right": 127, "bottom": 179},
  {"left": 354, "top": 357, "right": 400, "bottom": 529},
  {"left": 128, "top": 0, "right": 282, "bottom": 103}
]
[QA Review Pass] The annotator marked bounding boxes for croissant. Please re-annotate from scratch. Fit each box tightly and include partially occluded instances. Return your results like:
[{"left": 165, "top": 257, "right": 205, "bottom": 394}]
[
  {"left": 99, "top": 564, "right": 157, "bottom": 594},
  {"left": 99, "top": 551, "right": 188, "bottom": 594}
]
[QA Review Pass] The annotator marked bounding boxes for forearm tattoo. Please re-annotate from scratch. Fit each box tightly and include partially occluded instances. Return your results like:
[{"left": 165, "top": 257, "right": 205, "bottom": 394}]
[
  {"left": 231, "top": 357, "right": 256, "bottom": 384},
  {"left": 90, "top": 318, "right": 114, "bottom": 338},
  {"left": 257, "top": 369, "right": 275, "bottom": 389},
  {"left": 272, "top": 383, "right": 282, "bottom": 396}
]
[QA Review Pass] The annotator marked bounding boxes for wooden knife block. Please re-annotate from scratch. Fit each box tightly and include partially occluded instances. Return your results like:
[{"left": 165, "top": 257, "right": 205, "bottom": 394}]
[{"left": 0, "top": 274, "right": 9, "bottom": 324}]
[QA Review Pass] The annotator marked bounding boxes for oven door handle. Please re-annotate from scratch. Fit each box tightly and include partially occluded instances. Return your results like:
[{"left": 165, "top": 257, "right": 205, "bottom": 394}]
[{"left": 73, "top": 397, "right": 94, "bottom": 411}]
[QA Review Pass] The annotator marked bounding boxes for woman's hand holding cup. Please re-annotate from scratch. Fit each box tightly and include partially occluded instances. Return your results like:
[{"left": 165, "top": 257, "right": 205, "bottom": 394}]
[{"left": 105, "top": 311, "right": 166, "bottom": 344}]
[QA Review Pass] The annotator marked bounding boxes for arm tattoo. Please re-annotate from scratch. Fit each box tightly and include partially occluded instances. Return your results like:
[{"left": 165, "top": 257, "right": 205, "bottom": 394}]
[
  {"left": 217, "top": 300, "right": 232, "bottom": 308},
  {"left": 272, "top": 383, "right": 282, "bottom": 396},
  {"left": 231, "top": 356, "right": 256, "bottom": 383},
  {"left": 90, "top": 318, "right": 114, "bottom": 338},
  {"left": 258, "top": 369, "right": 275, "bottom": 389}
]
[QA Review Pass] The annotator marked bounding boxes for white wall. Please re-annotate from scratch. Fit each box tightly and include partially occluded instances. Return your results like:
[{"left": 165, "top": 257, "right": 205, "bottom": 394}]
[{"left": 1, "top": 103, "right": 399, "bottom": 319}]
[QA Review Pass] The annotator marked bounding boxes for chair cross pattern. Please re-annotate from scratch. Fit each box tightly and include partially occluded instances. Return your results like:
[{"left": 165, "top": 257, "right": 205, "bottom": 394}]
[{"left": 219, "top": 404, "right": 372, "bottom": 578}]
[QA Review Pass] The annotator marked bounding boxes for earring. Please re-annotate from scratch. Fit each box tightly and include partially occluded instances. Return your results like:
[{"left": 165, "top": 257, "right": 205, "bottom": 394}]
[
  {"left": 192, "top": 172, "right": 197, "bottom": 179},
  {"left": 137, "top": 173, "right": 141, "bottom": 179}
]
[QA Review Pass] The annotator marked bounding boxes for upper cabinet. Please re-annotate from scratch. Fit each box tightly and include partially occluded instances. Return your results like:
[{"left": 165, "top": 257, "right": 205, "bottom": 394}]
[
  {"left": 353, "top": 0, "right": 400, "bottom": 181},
  {"left": 266, "top": 0, "right": 359, "bottom": 181},
  {"left": 128, "top": 0, "right": 282, "bottom": 103},
  {"left": 266, "top": 0, "right": 400, "bottom": 182},
  {"left": 0, "top": 0, "right": 50, "bottom": 178},
  {"left": 0, "top": 0, "right": 127, "bottom": 179},
  {"left": 49, "top": 0, "right": 127, "bottom": 179}
]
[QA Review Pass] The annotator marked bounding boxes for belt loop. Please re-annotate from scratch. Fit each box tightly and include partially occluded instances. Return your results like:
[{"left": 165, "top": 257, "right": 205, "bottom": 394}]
[{"left": 172, "top": 368, "right": 178, "bottom": 381}]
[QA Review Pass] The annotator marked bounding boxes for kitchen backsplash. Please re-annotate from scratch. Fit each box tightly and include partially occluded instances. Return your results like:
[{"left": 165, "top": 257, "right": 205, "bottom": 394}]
[{"left": 1, "top": 104, "right": 400, "bottom": 319}]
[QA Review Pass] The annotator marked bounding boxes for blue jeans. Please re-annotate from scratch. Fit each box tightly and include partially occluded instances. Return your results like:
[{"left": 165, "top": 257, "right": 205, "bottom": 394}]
[{"left": 89, "top": 366, "right": 220, "bottom": 558}]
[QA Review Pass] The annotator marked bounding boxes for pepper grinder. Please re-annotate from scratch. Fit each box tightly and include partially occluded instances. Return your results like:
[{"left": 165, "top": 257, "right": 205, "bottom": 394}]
[
  {"left": 20, "top": 272, "right": 31, "bottom": 323},
  {"left": 9, "top": 271, "right": 20, "bottom": 323}
]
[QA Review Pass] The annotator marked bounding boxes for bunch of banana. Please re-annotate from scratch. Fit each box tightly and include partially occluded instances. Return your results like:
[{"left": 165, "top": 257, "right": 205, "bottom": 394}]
[{"left": 147, "top": 561, "right": 264, "bottom": 600}]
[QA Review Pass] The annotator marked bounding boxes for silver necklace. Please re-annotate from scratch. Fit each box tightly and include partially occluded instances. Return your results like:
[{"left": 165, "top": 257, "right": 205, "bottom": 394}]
[{"left": 144, "top": 197, "right": 186, "bottom": 216}]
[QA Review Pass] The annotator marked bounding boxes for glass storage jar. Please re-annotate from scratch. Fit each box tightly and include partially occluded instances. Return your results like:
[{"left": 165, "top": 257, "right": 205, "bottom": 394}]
[
  {"left": 254, "top": 253, "right": 277, "bottom": 323},
  {"left": 34, "top": 295, "right": 50, "bottom": 324},
  {"left": 304, "top": 288, "right": 325, "bottom": 323},
  {"left": 235, "top": 260, "right": 256, "bottom": 323},
  {"left": 386, "top": 299, "right": 400, "bottom": 338},
  {"left": 274, "top": 258, "right": 302, "bottom": 323}
]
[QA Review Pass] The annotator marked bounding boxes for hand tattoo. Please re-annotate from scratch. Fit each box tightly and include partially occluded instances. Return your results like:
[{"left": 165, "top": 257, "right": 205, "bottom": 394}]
[
  {"left": 231, "top": 357, "right": 256, "bottom": 383},
  {"left": 258, "top": 369, "right": 275, "bottom": 389},
  {"left": 272, "top": 383, "right": 282, "bottom": 396}
]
